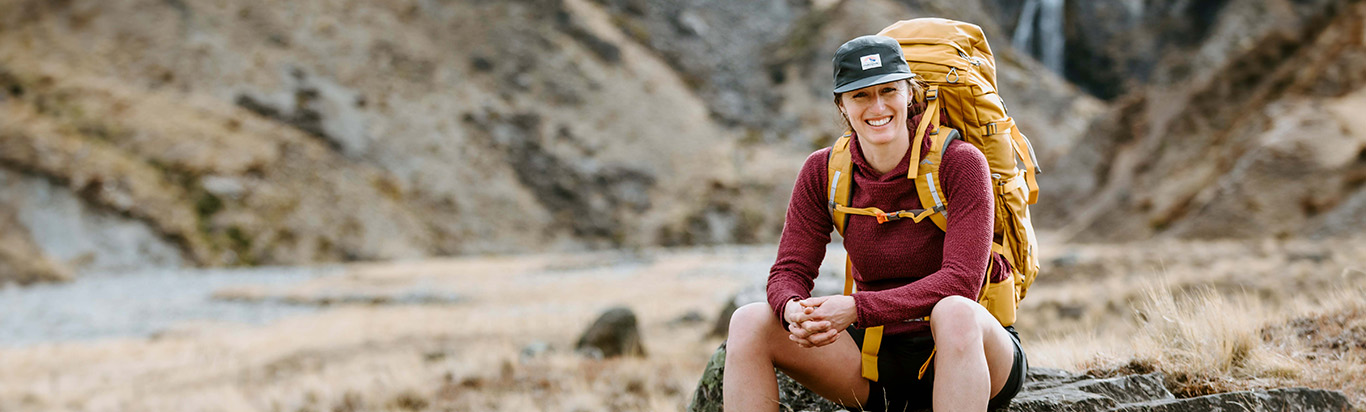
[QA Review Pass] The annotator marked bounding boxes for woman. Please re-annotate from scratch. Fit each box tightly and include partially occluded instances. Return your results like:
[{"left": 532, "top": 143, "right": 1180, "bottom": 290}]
[{"left": 722, "top": 35, "right": 1027, "bottom": 412}]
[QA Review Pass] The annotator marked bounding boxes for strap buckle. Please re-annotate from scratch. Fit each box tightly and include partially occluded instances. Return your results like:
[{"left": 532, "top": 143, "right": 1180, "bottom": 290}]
[{"left": 875, "top": 211, "right": 904, "bottom": 224}]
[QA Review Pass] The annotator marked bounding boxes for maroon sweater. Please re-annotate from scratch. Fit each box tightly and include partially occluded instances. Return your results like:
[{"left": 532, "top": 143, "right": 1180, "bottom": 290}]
[{"left": 766, "top": 122, "right": 1007, "bottom": 337}]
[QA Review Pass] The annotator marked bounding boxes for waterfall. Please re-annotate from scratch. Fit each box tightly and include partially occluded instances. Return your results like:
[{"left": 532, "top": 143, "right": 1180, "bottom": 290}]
[
  {"left": 1012, "top": 0, "right": 1039, "bottom": 56},
  {"left": 1012, "top": 0, "right": 1066, "bottom": 75},
  {"left": 1038, "top": 0, "right": 1065, "bottom": 74}
]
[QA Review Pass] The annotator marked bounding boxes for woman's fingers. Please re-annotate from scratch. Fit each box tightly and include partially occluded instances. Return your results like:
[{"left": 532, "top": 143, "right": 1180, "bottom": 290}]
[
  {"left": 806, "top": 328, "right": 841, "bottom": 347},
  {"left": 800, "top": 296, "right": 831, "bottom": 308},
  {"left": 799, "top": 319, "right": 832, "bottom": 333}
]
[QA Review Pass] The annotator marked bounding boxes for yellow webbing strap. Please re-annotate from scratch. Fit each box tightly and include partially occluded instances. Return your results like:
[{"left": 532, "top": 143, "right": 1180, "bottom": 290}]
[
  {"left": 999, "top": 172, "right": 1025, "bottom": 195},
  {"left": 916, "top": 130, "right": 952, "bottom": 232},
  {"left": 843, "top": 256, "right": 885, "bottom": 382},
  {"left": 861, "top": 325, "right": 883, "bottom": 382},
  {"left": 907, "top": 86, "right": 941, "bottom": 181},
  {"left": 843, "top": 257, "right": 854, "bottom": 295},
  {"left": 1008, "top": 123, "right": 1040, "bottom": 205}
]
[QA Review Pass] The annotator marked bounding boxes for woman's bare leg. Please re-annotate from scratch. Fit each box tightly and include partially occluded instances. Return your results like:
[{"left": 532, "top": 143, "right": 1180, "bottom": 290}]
[
  {"left": 928, "top": 295, "right": 1018, "bottom": 412},
  {"left": 723, "top": 302, "right": 870, "bottom": 412}
]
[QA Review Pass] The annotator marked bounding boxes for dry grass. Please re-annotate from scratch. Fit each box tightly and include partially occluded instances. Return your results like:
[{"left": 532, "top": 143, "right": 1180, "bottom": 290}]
[
  {"left": 1024, "top": 237, "right": 1366, "bottom": 409},
  {"left": 0, "top": 247, "right": 777, "bottom": 412},
  {"left": 2, "top": 238, "right": 1364, "bottom": 411}
]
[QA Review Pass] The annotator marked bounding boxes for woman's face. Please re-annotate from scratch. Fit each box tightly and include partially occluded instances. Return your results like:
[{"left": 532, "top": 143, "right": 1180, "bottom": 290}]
[{"left": 838, "top": 81, "right": 910, "bottom": 147}]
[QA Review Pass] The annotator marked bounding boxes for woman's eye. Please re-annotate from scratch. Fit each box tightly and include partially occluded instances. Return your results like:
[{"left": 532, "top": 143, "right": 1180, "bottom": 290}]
[
  {"left": 881, "top": 87, "right": 897, "bottom": 94},
  {"left": 852, "top": 92, "right": 868, "bottom": 99}
]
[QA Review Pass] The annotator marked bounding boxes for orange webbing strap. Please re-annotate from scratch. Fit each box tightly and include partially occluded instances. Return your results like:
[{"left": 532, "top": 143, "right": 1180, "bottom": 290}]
[
  {"left": 908, "top": 86, "right": 941, "bottom": 181},
  {"left": 832, "top": 205, "right": 938, "bottom": 224},
  {"left": 917, "top": 347, "right": 935, "bottom": 380},
  {"left": 1007, "top": 122, "right": 1040, "bottom": 204}
]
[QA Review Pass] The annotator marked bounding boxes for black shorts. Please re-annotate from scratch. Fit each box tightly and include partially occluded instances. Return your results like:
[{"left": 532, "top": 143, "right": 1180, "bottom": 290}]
[{"left": 848, "top": 326, "right": 1027, "bottom": 412}]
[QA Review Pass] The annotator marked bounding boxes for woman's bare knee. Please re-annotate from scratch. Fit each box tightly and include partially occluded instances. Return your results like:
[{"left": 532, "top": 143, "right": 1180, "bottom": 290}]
[
  {"left": 728, "top": 303, "right": 781, "bottom": 349},
  {"left": 929, "top": 296, "right": 986, "bottom": 349}
]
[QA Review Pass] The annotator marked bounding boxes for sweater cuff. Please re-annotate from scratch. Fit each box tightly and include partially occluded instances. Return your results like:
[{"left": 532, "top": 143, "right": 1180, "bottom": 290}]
[
  {"left": 850, "top": 292, "right": 873, "bottom": 328},
  {"left": 770, "top": 294, "right": 802, "bottom": 330}
]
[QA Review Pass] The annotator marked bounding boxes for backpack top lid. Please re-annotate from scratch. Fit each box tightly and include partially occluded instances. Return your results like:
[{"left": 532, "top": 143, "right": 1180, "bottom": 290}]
[{"left": 876, "top": 17, "right": 994, "bottom": 60}]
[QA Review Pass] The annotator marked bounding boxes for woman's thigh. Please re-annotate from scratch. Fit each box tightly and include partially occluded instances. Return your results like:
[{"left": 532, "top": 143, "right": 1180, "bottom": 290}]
[{"left": 730, "top": 302, "right": 870, "bottom": 407}]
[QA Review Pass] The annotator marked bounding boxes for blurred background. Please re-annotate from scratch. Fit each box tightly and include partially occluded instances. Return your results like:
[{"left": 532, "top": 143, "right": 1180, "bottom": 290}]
[{"left": 1, "top": 0, "right": 1365, "bottom": 411}]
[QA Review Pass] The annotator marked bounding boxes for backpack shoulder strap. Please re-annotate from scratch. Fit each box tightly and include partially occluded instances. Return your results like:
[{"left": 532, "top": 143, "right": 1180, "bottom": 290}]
[
  {"left": 827, "top": 132, "right": 855, "bottom": 236},
  {"left": 910, "top": 85, "right": 954, "bottom": 232},
  {"left": 914, "top": 126, "right": 960, "bottom": 232}
]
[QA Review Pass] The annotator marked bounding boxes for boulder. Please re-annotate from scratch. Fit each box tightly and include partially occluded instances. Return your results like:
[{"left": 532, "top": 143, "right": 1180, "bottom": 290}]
[
  {"left": 687, "top": 342, "right": 845, "bottom": 412},
  {"left": 575, "top": 306, "right": 646, "bottom": 358},
  {"left": 689, "top": 343, "right": 1355, "bottom": 412}
]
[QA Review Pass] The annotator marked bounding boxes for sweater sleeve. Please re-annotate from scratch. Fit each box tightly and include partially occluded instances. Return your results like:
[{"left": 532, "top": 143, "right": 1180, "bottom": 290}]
[
  {"left": 766, "top": 148, "right": 834, "bottom": 329},
  {"left": 849, "top": 140, "right": 993, "bottom": 326}
]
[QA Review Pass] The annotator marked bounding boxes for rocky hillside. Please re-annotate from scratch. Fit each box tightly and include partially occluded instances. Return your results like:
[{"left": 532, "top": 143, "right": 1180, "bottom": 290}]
[
  {"left": 4, "top": 0, "right": 1363, "bottom": 283},
  {"left": 0, "top": 0, "right": 1099, "bottom": 282},
  {"left": 1041, "top": 0, "right": 1366, "bottom": 241}
]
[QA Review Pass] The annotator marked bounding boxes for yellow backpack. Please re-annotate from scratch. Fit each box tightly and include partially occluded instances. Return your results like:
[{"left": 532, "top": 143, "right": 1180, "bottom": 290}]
[{"left": 827, "top": 18, "right": 1042, "bottom": 382}]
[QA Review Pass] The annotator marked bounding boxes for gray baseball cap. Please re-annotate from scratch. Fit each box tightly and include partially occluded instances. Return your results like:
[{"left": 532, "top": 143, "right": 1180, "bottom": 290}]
[{"left": 832, "top": 35, "right": 915, "bottom": 94}]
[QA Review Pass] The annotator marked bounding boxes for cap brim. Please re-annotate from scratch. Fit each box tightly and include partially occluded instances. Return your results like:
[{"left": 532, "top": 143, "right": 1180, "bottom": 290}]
[{"left": 833, "top": 72, "right": 916, "bottom": 94}]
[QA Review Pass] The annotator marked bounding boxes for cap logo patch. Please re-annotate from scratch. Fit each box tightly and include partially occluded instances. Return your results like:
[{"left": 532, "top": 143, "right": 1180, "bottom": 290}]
[{"left": 860, "top": 54, "right": 882, "bottom": 70}]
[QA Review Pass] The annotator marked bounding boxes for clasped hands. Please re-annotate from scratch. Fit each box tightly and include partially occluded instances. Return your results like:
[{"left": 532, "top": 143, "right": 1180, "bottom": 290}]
[{"left": 783, "top": 295, "right": 858, "bottom": 348}]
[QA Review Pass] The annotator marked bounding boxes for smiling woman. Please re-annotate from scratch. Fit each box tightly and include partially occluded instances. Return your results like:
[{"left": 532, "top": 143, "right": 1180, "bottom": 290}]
[
  {"left": 721, "top": 34, "right": 1027, "bottom": 412},
  {"left": 835, "top": 80, "right": 915, "bottom": 174}
]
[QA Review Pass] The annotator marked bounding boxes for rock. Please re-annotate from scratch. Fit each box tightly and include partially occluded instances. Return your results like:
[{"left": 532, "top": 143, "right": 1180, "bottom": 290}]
[
  {"left": 687, "top": 342, "right": 846, "bottom": 412},
  {"left": 707, "top": 297, "right": 740, "bottom": 339},
  {"left": 689, "top": 344, "right": 1356, "bottom": 412},
  {"left": 1110, "top": 387, "right": 1354, "bottom": 412},
  {"left": 576, "top": 306, "right": 646, "bottom": 358},
  {"left": 235, "top": 67, "right": 372, "bottom": 159}
]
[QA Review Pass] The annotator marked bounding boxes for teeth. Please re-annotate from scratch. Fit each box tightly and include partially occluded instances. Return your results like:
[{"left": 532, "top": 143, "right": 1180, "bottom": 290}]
[{"left": 867, "top": 117, "right": 891, "bottom": 127}]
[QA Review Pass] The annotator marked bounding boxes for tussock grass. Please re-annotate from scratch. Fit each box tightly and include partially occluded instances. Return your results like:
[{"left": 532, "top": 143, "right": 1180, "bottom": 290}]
[
  {"left": 1024, "top": 237, "right": 1366, "bottom": 409},
  {"left": 1084, "top": 285, "right": 1301, "bottom": 397}
]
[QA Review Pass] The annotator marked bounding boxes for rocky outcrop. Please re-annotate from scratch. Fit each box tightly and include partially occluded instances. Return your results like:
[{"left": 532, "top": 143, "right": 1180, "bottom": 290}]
[
  {"left": 687, "top": 343, "right": 1355, "bottom": 412},
  {"left": 1041, "top": 0, "right": 1366, "bottom": 240},
  {"left": 0, "top": 64, "right": 433, "bottom": 267}
]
